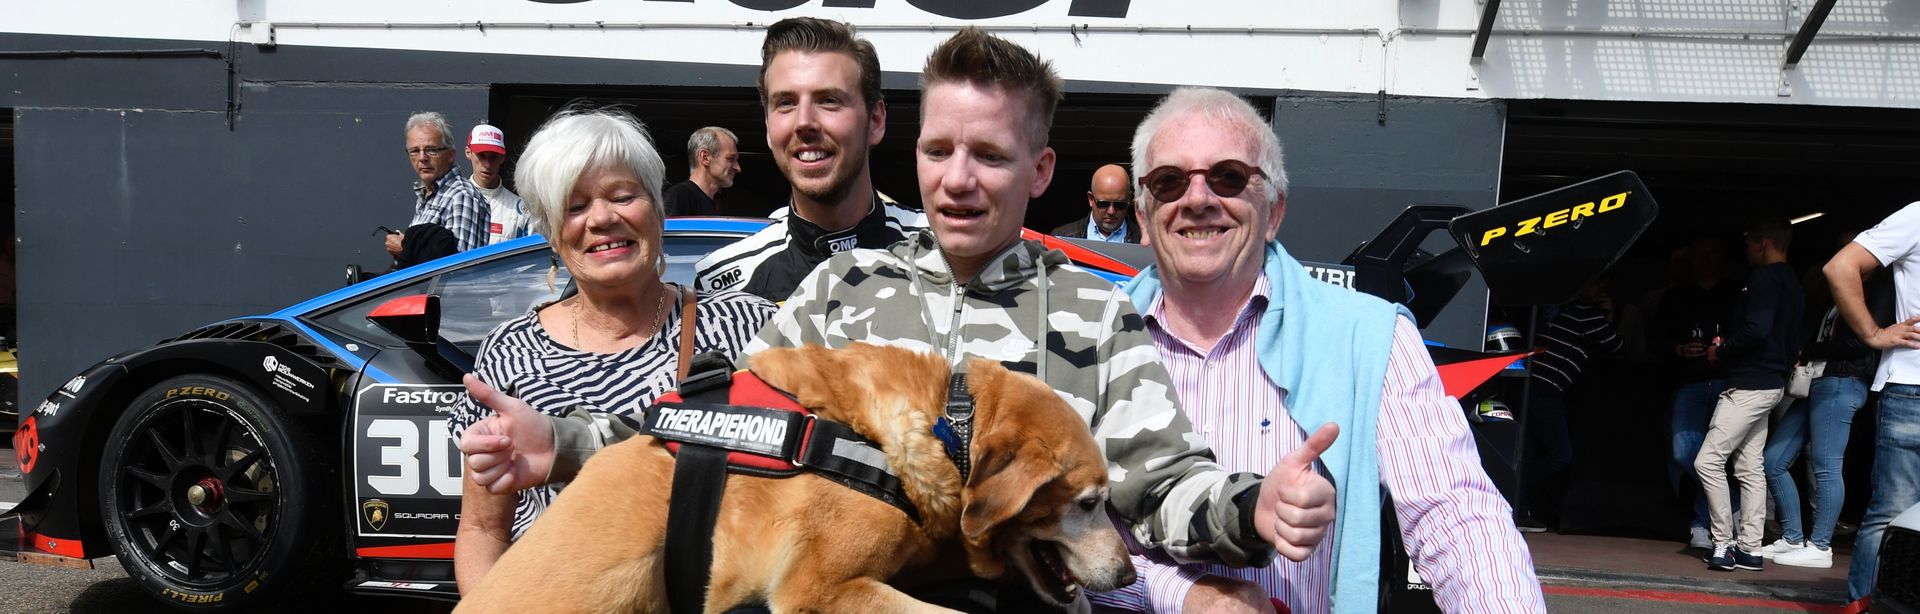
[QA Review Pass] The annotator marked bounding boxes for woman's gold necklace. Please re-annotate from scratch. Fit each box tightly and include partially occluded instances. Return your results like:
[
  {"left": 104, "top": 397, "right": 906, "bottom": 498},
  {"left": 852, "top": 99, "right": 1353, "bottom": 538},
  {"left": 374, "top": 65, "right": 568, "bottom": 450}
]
[{"left": 572, "top": 283, "right": 671, "bottom": 352}]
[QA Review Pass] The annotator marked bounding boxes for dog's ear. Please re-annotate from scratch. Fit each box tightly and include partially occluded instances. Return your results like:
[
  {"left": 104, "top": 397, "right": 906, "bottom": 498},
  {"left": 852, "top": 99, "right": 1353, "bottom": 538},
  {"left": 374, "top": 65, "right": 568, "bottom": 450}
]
[
  {"left": 960, "top": 445, "right": 1057, "bottom": 542},
  {"left": 958, "top": 362, "right": 1065, "bottom": 576},
  {"left": 959, "top": 442, "right": 1058, "bottom": 578}
]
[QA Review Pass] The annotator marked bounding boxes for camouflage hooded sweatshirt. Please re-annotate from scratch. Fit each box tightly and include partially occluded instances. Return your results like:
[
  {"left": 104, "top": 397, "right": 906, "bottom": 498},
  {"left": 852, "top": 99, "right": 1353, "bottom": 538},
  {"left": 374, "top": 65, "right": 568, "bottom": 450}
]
[{"left": 737, "top": 230, "right": 1273, "bottom": 567}]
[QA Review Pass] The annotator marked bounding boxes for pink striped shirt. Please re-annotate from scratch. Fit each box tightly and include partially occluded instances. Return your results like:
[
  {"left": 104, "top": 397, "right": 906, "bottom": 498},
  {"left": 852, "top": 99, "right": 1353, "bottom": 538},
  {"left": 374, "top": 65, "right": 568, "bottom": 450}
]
[{"left": 1092, "top": 277, "right": 1542, "bottom": 613}]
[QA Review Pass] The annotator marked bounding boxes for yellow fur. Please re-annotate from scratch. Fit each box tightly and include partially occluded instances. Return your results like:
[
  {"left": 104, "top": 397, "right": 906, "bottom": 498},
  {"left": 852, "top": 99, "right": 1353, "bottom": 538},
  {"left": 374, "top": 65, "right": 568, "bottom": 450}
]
[{"left": 454, "top": 343, "right": 1110, "bottom": 613}]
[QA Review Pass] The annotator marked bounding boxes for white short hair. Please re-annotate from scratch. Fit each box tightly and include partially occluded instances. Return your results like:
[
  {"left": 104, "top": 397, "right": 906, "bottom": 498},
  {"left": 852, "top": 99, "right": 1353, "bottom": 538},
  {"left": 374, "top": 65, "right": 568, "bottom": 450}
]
[
  {"left": 1129, "top": 87, "right": 1288, "bottom": 209},
  {"left": 515, "top": 109, "right": 668, "bottom": 244},
  {"left": 404, "top": 111, "right": 455, "bottom": 149}
]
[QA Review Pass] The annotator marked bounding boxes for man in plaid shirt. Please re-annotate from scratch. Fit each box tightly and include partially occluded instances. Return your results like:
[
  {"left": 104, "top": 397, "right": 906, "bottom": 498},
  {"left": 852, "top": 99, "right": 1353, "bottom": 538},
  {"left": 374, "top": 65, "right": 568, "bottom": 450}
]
[{"left": 391, "top": 111, "right": 490, "bottom": 258}]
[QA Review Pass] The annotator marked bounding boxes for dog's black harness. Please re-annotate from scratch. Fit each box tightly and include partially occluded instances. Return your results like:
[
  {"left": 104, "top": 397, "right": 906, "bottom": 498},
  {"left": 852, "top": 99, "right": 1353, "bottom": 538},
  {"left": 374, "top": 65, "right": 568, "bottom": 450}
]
[{"left": 645, "top": 354, "right": 973, "bottom": 614}]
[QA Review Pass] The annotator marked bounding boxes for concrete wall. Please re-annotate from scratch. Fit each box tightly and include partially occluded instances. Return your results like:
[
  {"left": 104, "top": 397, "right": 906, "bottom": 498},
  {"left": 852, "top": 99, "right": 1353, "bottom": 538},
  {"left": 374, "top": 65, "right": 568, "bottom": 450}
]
[
  {"left": 1, "top": 34, "right": 490, "bottom": 404},
  {"left": 1275, "top": 93, "right": 1506, "bottom": 349}
]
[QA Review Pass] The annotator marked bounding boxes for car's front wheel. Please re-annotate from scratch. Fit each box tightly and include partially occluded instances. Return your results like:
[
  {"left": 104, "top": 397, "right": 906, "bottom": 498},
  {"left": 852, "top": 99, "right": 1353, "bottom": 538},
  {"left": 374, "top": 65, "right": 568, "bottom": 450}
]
[{"left": 98, "top": 374, "right": 341, "bottom": 611}]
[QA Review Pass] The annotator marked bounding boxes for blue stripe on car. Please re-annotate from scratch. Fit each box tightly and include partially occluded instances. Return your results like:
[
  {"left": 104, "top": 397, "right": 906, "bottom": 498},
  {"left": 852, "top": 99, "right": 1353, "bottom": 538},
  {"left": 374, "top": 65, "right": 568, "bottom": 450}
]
[{"left": 270, "top": 219, "right": 775, "bottom": 319}]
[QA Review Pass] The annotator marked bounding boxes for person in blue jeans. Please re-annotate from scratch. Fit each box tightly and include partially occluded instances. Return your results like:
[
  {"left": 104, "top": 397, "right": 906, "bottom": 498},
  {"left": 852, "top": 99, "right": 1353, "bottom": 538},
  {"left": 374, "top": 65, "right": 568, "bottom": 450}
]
[
  {"left": 1761, "top": 376, "right": 1867, "bottom": 565},
  {"left": 1654, "top": 237, "right": 1738, "bottom": 549},
  {"left": 1761, "top": 260, "right": 1891, "bottom": 569},
  {"left": 1825, "top": 202, "right": 1920, "bottom": 603}
]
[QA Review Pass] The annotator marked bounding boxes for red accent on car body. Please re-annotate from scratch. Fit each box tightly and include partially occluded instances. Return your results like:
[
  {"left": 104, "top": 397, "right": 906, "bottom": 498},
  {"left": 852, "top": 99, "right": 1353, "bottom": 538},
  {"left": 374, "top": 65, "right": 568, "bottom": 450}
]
[
  {"left": 367, "top": 295, "right": 430, "bottom": 319},
  {"left": 1021, "top": 229, "right": 1138, "bottom": 277},
  {"left": 27, "top": 531, "right": 86, "bottom": 558},
  {"left": 355, "top": 542, "right": 455, "bottom": 559},
  {"left": 13, "top": 416, "right": 37, "bottom": 474},
  {"left": 1432, "top": 352, "right": 1532, "bottom": 400}
]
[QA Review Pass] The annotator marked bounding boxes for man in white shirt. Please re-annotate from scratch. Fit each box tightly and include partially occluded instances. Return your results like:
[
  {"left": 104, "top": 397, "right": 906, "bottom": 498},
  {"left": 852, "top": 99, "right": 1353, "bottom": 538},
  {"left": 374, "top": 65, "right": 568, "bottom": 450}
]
[
  {"left": 1823, "top": 201, "right": 1920, "bottom": 604},
  {"left": 468, "top": 123, "right": 529, "bottom": 244}
]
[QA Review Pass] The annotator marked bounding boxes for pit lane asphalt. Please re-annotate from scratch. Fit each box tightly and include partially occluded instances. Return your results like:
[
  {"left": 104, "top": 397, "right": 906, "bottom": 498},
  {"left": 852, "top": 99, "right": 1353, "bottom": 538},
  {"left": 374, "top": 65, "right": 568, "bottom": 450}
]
[{"left": 0, "top": 440, "right": 439, "bottom": 613}]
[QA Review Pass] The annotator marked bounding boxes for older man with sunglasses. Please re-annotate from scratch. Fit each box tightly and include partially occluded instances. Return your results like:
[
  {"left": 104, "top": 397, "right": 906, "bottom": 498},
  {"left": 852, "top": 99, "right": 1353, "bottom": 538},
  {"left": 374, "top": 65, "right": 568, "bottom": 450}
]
[
  {"left": 1052, "top": 163, "right": 1140, "bottom": 243},
  {"left": 1095, "top": 87, "right": 1543, "bottom": 613}
]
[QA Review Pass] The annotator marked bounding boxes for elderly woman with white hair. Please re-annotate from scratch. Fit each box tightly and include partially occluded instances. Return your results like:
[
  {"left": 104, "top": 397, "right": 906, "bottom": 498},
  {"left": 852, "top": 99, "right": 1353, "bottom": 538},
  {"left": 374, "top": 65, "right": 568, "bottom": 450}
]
[{"left": 448, "top": 109, "right": 774, "bottom": 586}]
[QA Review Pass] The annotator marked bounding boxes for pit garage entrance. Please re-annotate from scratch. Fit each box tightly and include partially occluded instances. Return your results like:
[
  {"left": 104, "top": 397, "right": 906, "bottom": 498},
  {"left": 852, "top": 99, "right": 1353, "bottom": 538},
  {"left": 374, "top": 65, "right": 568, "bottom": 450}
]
[{"left": 1498, "top": 98, "right": 1920, "bottom": 539}]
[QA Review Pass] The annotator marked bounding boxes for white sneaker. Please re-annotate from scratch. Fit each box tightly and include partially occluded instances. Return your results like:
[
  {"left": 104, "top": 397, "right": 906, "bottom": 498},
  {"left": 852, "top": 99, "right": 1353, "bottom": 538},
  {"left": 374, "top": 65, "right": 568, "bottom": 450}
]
[
  {"left": 1758, "top": 538, "right": 1802, "bottom": 559},
  {"left": 1774, "top": 544, "right": 1834, "bottom": 568},
  {"left": 1689, "top": 526, "right": 1712, "bottom": 550}
]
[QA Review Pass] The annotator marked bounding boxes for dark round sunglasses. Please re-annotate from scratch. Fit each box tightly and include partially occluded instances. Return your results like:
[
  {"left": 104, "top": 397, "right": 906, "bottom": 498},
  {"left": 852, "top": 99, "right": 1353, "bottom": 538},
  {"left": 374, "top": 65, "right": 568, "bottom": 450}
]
[{"left": 1140, "top": 160, "right": 1267, "bottom": 203}]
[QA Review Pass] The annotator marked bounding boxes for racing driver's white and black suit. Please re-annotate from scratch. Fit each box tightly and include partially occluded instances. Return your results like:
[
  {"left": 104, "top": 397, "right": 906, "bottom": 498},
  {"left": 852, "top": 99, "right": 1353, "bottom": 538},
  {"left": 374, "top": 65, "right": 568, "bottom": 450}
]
[{"left": 693, "top": 192, "right": 925, "bottom": 303}]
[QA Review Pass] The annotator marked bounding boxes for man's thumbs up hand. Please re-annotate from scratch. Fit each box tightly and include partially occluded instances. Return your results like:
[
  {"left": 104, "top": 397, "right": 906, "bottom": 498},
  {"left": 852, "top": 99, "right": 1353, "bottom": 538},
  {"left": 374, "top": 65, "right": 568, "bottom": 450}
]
[{"left": 1255, "top": 422, "right": 1339, "bottom": 562}]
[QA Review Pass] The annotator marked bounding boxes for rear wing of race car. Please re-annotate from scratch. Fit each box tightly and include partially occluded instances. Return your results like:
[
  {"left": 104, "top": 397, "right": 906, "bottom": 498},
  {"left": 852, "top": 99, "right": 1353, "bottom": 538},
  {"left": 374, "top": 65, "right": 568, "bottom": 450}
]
[
  {"left": 1450, "top": 171, "right": 1660, "bottom": 307},
  {"left": 1358, "top": 172, "right": 1658, "bottom": 614},
  {"left": 1351, "top": 171, "right": 1658, "bottom": 312},
  {"left": 1345, "top": 171, "right": 1659, "bottom": 392}
]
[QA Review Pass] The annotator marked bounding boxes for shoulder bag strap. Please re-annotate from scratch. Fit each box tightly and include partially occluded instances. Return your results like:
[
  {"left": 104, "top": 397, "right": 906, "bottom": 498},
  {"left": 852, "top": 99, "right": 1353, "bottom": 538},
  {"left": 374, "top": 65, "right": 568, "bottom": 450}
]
[{"left": 677, "top": 284, "right": 698, "bottom": 381}]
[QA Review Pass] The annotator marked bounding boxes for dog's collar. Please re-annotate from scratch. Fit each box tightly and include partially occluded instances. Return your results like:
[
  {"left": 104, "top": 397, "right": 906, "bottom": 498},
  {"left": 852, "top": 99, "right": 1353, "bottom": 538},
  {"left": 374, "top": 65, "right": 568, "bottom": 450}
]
[{"left": 932, "top": 373, "right": 974, "bottom": 483}]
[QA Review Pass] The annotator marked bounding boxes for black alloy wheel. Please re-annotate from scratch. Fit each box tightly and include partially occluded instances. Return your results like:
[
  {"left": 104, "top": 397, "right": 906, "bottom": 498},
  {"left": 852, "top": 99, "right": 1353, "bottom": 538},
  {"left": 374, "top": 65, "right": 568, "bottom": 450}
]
[{"left": 100, "top": 374, "right": 340, "bottom": 611}]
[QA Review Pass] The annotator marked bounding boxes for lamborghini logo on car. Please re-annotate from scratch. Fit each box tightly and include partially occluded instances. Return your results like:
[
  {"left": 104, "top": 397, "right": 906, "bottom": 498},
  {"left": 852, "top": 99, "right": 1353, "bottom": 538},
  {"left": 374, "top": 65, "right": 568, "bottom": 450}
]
[{"left": 363, "top": 499, "right": 389, "bottom": 532}]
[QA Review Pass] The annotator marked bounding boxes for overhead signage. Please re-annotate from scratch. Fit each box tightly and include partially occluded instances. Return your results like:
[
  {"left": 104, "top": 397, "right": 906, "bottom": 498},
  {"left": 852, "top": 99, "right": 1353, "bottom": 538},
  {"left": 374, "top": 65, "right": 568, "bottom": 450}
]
[{"left": 526, "top": 0, "right": 1133, "bottom": 19}]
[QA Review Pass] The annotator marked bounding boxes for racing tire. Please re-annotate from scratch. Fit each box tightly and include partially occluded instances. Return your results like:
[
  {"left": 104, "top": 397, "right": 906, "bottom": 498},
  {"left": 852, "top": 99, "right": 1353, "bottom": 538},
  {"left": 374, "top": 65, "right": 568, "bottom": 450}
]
[{"left": 98, "top": 374, "right": 343, "bottom": 611}]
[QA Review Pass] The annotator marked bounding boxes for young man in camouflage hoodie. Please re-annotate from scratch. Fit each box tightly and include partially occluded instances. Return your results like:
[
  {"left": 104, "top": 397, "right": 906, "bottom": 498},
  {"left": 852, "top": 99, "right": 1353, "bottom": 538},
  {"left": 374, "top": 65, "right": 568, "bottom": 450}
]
[{"left": 738, "top": 28, "right": 1337, "bottom": 571}]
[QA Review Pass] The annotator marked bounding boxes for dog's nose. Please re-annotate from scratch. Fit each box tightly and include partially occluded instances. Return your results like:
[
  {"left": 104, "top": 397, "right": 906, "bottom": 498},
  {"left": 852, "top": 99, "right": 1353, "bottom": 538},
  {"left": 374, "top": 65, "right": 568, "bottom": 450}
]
[
  {"left": 1085, "top": 564, "right": 1136, "bottom": 591},
  {"left": 1084, "top": 550, "right": 1137, "bottom": 591}
]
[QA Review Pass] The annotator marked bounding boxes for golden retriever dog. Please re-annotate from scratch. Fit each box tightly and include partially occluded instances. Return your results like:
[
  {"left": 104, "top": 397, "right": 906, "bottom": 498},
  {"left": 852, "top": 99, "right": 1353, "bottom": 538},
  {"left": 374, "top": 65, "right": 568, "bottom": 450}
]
[{"left": 456, "top": 342, "right": 1133, "bottom": 613}]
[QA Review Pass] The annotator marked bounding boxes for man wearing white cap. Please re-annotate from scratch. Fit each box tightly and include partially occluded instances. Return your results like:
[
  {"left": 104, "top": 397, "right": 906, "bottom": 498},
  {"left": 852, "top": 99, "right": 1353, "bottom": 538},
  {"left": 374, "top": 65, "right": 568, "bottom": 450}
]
[{"left": 468, "top": 123, "right": 528, "bottom": 245}]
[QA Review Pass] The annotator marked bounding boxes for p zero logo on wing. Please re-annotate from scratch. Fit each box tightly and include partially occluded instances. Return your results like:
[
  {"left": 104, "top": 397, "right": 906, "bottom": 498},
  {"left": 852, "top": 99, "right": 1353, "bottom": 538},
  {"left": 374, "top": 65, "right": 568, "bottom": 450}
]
[
  {"left": 1477, "top": 191, "right": 1629, "bottom": 247},
  {"left": 1448, "top": 170, "right": 1658, "bottom": 306}
]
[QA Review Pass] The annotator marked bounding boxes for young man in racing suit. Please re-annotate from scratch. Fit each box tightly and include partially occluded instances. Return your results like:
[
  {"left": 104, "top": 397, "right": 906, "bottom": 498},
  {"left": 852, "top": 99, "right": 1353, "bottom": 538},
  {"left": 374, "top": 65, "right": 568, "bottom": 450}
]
[
  {"left": 460, "top": 27, "right": 1339, "bottom": 610},
  {"left": 693, "top": 17, "right": 926, "bottom": 304}
]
